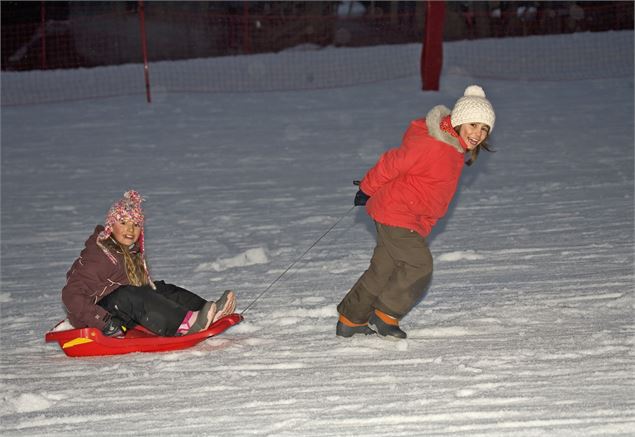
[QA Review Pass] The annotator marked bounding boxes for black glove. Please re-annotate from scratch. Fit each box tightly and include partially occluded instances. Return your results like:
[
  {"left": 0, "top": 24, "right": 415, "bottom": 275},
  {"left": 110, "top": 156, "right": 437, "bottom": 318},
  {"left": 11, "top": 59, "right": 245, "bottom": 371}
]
[
  {"left": 354, "top": 189, "right": 370, "bottom": 206},
  {"left": 102, "top": 315, "right": 124, "bottom": 337}
]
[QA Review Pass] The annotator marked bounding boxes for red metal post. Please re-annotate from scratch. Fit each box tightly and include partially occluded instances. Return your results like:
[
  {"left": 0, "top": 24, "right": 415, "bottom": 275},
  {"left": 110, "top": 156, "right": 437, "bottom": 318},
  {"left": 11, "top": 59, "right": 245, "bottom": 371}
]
[
  {"left": 138, "top": 0, "right": 152, "bottom": 103},
  {"left": 40, "top": 1, "right": 47, "bottom": 69},
  {"left": 421, "top": 1, "right": 445, "bottom": 91},
  {"left": 243, "top": 1, "right": 252, "bottom": 54}
]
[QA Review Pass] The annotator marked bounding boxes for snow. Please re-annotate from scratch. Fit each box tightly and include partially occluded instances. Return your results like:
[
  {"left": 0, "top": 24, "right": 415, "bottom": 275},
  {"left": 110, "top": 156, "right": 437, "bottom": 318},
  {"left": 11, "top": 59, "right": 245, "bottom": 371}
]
[
  {"left": 1, "top": 32, "right": 634, "bottom": 436},
  {"left": 4, "top": 31, "right": 632, "bottom": 105},
  {"left": 436, "top": 250, "right": 485, "bottom": 262},
  {"left": 195, "top": 247, "right": 270, "bottom": 272}
]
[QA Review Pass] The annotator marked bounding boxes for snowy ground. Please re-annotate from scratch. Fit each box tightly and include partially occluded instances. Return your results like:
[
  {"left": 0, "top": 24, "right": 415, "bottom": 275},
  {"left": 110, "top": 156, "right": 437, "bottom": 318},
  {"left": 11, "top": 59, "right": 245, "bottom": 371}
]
[{"left": 1, "top": 35, "right": 634, "bottom": 435}]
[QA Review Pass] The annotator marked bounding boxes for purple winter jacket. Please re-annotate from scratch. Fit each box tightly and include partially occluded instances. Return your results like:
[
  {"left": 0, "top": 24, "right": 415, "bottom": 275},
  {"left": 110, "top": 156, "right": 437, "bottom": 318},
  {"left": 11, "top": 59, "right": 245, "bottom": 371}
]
[{"left": 61, "top": 225, "right": 133, "bottom": 329}]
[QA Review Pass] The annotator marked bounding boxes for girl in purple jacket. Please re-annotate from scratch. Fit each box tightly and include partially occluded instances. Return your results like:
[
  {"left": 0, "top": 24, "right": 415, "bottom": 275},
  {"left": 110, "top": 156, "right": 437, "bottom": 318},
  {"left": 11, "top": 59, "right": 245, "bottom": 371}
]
[{"left": 62, "top": 190, "right": 236, "bottom": 337}]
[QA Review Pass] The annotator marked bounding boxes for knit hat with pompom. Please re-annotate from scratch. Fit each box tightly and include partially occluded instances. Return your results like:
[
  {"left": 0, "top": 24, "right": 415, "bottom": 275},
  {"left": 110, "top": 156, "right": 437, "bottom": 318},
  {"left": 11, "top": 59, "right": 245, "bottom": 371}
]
[
  {"left": 95, "top": 190, "right": 154, "bottom": 289},
  {"left": 98, "top": 190, "right": 145, "bottom": 253},
  {"left": 450, "top": 85, "right": 496, "bottom": 133}
]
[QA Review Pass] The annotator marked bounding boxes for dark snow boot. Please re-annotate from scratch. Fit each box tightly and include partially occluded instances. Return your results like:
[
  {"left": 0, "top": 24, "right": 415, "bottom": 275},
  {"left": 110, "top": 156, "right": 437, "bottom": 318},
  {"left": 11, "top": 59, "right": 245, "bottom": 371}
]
[
  {"left": 336, "top": 322, "right": 376, "bottom": 337},
  {"left": 336, "top": 315, "right": 375, "bottom": 338},
  {"left": 369, "top": 310, "right": 407, "bottom": 339}
]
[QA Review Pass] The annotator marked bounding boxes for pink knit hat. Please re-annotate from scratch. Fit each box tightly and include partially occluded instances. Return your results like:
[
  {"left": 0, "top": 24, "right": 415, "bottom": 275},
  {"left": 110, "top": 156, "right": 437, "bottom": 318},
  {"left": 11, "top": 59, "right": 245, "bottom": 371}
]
[
  {"left": 98, "top": 190, "right": 146, "bottom": 253},
  {"left": 95, "top": 190, "right": 154, "bottom": 289}
]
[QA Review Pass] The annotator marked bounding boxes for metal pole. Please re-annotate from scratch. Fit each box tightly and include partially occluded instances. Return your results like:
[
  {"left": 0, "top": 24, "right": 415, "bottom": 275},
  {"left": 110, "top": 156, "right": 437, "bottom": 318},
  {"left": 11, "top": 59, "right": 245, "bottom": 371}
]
[
  {"left": 243, "top": 1, "right": 251, "bottom": 54},
  {"left": 421, "top": 1, "right": 445, "bottom": 91},
  {"left": 138, "top": 0, "right": 152, "bottom": 103}
]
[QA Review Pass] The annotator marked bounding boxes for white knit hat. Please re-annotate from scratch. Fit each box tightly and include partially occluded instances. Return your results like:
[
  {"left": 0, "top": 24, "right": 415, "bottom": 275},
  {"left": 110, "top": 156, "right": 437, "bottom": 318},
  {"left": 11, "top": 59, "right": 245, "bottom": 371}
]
[{"left": 450, "top": 85, "right": 496, "bottom": 133}]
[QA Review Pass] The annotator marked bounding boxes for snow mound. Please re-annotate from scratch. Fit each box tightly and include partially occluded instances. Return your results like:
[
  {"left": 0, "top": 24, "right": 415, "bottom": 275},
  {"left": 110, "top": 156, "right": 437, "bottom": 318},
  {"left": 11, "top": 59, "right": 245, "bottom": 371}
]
[
  {"left": 437, "top": 250, "right": 484, "bottom": 262},
  {"left": 195, "top": 247, "right": 269, "bottom": 272},
  {"left": 12, "top": 393, "right": 52, "bottom": 413}
]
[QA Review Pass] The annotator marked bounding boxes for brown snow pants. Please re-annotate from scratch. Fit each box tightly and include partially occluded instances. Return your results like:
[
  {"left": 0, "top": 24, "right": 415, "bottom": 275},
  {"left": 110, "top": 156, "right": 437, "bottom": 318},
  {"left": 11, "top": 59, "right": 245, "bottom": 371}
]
[{"left": 337, "top": 222, "right": 433, "bottom": 323}]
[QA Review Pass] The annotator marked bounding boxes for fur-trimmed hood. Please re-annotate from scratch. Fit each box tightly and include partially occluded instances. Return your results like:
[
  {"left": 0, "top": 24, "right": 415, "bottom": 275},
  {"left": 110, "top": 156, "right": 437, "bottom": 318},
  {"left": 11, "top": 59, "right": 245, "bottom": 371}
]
[
  {"left": 359, "top": 107, "right": 469, "bottom": 238},
  {"left": 425, "top": 105, "right": 465, "bottom": 154}
]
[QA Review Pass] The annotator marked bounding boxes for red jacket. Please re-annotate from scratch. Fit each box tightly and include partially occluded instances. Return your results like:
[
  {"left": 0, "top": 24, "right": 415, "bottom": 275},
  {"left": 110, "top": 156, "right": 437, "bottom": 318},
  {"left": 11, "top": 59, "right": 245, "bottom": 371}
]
[
  {"left": 61, "top": 225, "right": 133, "bottom": 329},
  {"left": 360, "top": 106, "right": 468, "bottom": 238}
]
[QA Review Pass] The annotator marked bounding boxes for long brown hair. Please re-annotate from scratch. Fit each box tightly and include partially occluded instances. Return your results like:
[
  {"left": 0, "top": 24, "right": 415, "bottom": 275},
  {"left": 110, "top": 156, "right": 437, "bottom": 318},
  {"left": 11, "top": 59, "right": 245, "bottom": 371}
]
[{"left": 102, "top": 237, "right": 150, "bottom": 286}]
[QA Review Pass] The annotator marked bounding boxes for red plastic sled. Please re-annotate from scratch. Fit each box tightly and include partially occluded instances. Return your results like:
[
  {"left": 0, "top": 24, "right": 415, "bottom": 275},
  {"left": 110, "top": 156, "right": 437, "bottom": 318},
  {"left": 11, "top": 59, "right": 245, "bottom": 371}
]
[{"left": 45, "top": 313, "right": 243, "bottom": 357}]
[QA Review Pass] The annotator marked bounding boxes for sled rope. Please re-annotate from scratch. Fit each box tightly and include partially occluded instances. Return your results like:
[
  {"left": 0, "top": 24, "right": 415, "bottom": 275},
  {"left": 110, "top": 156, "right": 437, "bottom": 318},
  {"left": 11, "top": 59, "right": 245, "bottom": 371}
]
[{"left": 241, "top": 205, "right": 356, "bottom": 315}]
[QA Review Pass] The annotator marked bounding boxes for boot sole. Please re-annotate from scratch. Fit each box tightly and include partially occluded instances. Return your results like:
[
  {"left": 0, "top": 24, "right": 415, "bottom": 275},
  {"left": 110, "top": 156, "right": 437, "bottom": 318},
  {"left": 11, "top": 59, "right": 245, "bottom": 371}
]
[
  {"left": 213, "top": 291, "right": 236, "bottom": 323},
  {"left": 368, "top": 322, "right": 407, "bottom": 340},
  {"left": 336, "top": 322, "right": 375, "bottom": 338}
]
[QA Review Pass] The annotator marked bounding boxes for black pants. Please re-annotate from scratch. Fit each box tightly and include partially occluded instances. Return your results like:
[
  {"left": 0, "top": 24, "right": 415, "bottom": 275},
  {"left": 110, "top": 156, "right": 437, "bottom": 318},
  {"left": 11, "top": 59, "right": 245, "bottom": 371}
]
[{"left": 98, "top": 280, "right": 206, "bottom": 336}]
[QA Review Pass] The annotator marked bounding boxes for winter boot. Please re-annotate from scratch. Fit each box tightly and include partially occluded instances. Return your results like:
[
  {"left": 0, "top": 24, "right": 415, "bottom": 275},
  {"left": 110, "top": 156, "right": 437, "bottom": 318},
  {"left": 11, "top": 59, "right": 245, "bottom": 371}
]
[
  {"left": 369, "top": 309, "right": 407, "bottom": 339},
  {"left": 212, "top": 290, "right": 236, "bottom": 323},
  {"left": 336, "top": 314, "right": 375, "bottom": 338},
  {"left": 187, "top": 301, "right": 217, "bottom": 334}
]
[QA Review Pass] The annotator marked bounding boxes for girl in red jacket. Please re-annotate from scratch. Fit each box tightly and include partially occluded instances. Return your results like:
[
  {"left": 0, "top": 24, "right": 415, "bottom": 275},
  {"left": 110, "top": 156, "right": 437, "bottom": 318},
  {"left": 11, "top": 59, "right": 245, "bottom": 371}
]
[
  {"left": 62, "top": 190, "right": 236, "bottom": 337},
  {"left": 337, "top": 85, "right": 496, "bottom": 339}
]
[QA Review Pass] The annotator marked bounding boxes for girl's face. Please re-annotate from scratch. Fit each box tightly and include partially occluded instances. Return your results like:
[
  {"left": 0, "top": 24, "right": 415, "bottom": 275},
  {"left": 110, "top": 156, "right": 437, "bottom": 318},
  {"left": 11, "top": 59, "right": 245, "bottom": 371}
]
[
  {"left": 111, "top": 219, "right": 141, "bottom": 246},
  {"left": 459, "top": 123, "right": 490, "bottom": 150}
]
